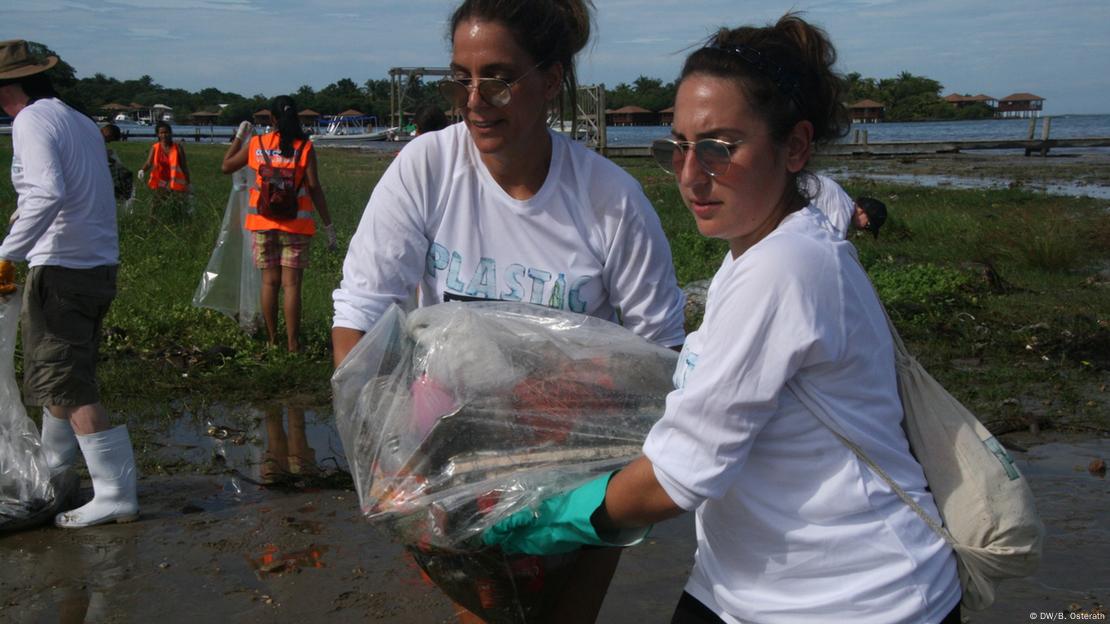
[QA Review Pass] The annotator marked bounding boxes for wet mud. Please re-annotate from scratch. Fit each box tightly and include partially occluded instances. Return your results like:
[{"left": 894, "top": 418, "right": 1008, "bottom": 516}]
[
  {"left": 815, "top": 151, "right": 1110, "bottom": 199},
  {"left": 0, "top": 405, "right": 1105, "bottom": 622}
]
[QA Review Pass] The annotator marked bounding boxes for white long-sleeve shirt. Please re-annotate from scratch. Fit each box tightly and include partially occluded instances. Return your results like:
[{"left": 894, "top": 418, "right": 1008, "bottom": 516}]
[
  {"left": 644, "top": 208, "right": 960, "bottom": 624},
  {"left": 0, "top": 98, "right": 118, "bottom": 268},
  {"left": 333, "top": 122, "right": 685, "bottom": 347}
]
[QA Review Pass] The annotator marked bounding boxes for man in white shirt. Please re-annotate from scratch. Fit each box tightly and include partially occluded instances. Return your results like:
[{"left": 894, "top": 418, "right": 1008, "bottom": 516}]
[{"left": 0, "top": 40, "right": 138, "bottom": 528}]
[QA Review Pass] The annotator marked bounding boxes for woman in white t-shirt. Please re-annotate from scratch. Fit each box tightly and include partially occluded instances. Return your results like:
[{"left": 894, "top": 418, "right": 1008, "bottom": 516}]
[
  {"left": 484, "top": 14, "right": 962, "bottom": 624},
  {"left": 331, "top": 0, "right": 684, "bottom": 620}
]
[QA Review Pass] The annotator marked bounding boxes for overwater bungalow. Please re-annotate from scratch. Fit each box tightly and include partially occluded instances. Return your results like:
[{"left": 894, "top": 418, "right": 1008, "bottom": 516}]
[
  {"left": 944, "top": 93, "right": 998, "bottom": 110},
  {"left": 606, "top": 105, "right": 658, "bottom": 127},
  {"left": 188, "top": 110, "right": 220, "bottom": 126},
  {"left": 997, "top": 93, "right": 1045, "bottom": 119},
  {"left": 848, "top": 99, "right": 885, "bottom": 124}
]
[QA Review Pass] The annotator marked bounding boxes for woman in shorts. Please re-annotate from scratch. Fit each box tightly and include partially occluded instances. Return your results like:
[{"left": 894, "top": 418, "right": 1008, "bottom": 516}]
[{"left": 222, "top": 95, "right": 336, "bottom": 352}]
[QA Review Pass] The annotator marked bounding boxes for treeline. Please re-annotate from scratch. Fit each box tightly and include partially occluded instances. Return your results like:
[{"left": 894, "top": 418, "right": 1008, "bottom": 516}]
[
  {"left": 33, "top": 40, "right": 991, "bottom": 124},
  {"left": 605, "top": 71, "right": 993, "bottom": 121}
]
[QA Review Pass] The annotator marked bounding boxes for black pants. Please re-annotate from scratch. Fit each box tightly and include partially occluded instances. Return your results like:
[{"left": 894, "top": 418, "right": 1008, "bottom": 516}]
[{"left": 670, "top": 592, "right": 963, "bottom": 624}]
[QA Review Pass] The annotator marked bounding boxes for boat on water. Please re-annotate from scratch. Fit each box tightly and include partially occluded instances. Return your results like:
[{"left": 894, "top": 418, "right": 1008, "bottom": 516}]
[{"left": 310, "top": 114, "right": 395, "bottom": 145}]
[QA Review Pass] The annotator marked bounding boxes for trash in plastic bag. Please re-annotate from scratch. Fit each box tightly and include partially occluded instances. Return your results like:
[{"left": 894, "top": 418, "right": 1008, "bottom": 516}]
[
  {"left": 0, "top": 289, "right": 77, "bottom": 532},
  {"left": 192, "top": 167, "right": 262, "bottom": 333},
  {"left": 333, "top": 302, "right": 677, "bottom": 622}
]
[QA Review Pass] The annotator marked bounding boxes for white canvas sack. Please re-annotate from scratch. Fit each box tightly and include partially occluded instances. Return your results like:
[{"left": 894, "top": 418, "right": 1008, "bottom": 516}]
[{"left": 788, "top": 259, "right": 1044, "bottom": 612}]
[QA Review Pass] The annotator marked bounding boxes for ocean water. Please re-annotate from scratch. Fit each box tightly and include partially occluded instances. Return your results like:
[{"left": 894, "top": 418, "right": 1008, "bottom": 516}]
[
  {"left": 605, "top": 113, "right": 1110, "bottom": 146},
  {"left": 110, "top": 113, "right": 1110, "bottom": 146}
]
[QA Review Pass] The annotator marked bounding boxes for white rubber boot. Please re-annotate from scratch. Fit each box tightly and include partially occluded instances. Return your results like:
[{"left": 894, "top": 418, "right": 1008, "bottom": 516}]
[
  {"left": 40, "top": 407, "right": 79, "bottom": 475},
  {"left": 55, "top": 426, "right": 140, "bottom": 528}
]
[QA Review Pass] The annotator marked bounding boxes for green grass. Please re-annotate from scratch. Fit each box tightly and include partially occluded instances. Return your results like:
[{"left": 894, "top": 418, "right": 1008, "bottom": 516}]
[{"left": 1, "top": 139, "right": 1107, "bottom": 436}]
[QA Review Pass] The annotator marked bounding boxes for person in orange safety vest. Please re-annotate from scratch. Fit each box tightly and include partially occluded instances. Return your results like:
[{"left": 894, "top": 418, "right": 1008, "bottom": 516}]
[
  {"left": 138, "top": 121, "right": 191, "bottom": 215},
  {"left": 220, "top": 95, "right": 336, "bottom": 353}
]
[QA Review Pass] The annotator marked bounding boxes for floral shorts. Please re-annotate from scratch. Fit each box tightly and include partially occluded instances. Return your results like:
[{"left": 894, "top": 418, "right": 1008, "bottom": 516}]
[{"left": 252, "top": 230, "right": 311, "bottom": 269}]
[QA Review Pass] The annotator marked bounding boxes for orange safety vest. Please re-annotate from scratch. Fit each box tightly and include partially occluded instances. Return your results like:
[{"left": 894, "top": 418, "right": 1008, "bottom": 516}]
[
  {"left": 245, "top": 133, "right": 316, "bottom": 235},
  {"left": 148, "top": 141, "right": 188, "bottom": 192}
]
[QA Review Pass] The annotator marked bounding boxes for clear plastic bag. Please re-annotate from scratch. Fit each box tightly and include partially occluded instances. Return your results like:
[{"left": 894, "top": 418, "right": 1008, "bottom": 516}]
[
  {"left": 0, "top": 289, "right": 66, "bottom": 532},
  {"left": 333, "top": 302, "right": 677, "bottom": 621},
  {"left": 191, "top": 168, "right": 261, "bottom": 333}
]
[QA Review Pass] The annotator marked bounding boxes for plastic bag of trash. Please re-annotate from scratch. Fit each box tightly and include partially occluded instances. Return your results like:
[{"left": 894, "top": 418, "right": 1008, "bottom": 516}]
[
  {"left": 192, "top": 167, "right": 262, "bottom": 333},
  {"left": 333, "top": 302, "right": 676, "bottom": 622},
  {"left": 0, "top": 289, "right": 74, "bottom": 532}
]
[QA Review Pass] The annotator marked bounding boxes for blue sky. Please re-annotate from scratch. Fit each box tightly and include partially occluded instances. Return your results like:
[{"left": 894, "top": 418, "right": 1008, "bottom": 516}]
[{"left": 7, "top": 0, "right": 1109, "bottom": 114}]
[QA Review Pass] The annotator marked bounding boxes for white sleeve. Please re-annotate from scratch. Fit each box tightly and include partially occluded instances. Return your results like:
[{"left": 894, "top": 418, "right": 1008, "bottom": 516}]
[
  {"left": 601, "top": 189, "right": 686, "bottom": 348},
  {"left": 811, "top": 175, "right": 853, "bottom": 240},
  {"left": 331, "top": 148, "right": 433, "bottom": 332},
  {"left": 0, "top": 110, "right": 65, "bottom": 262},
  {"left": 643, "top": 236, "right": 845, "bottom": 509}
]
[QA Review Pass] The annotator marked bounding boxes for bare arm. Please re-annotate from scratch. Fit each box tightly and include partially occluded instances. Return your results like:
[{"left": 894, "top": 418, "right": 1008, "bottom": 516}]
[
  {"left": 595, "top": 456, "right": 686, "bottom": 530},
  {"left": 305, "top": 149, "right": 332, "bottom": 226},
  {"left": 332, "top": 327, "right": 365, "bottom": 368},
  {"left": 139, "top": 144, "right": 155, "bottom": 175},
  {"left": 221, "top": 136, "right": 249, "bottom": 174}
]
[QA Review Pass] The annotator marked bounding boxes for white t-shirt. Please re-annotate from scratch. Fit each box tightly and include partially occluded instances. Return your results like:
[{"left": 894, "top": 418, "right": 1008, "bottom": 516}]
[
  {"left": 644, "top": 208, "right": 960, "bottom": 624},
  {"left": 333, "top": 122, "right": 685, "bottom": 347},
  {"left": 0, "top": 98, "right": 118, "bottom": 268},
  {"left": 806, "top": 174, "right": 854, "bottom": 239}
]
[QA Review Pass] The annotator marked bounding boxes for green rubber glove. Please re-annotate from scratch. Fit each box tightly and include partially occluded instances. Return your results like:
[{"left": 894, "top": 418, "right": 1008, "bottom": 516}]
[{"left": 481, "top": 472, "right": 651, "bottom": 556}]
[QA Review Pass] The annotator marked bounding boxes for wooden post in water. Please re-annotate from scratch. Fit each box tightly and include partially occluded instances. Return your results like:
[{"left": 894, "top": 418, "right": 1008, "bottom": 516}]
[
  {"left": 1025, "top": 118, "right": 1037, "bottom": 157},
  {"left": 1040, "top": 117, "right": 1052, "bottom": 157}
]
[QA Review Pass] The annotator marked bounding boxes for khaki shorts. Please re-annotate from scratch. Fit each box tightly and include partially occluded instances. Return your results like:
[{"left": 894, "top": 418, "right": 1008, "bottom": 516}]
[{"left": 22, "top": 265, "right": 117, "bottom": 407}]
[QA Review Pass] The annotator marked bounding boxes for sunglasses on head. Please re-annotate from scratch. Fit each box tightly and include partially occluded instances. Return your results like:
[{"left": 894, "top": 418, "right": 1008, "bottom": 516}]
[
  {"left": 437, "top": 62, "right": 544, "bottom": 109},
  {"left": 651, "top": 138, "right": 744, "bottom": 177}
]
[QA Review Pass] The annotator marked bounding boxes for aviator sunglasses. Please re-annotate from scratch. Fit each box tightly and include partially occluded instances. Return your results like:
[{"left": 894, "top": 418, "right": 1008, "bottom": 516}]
[
  {"left": 438, "top": 62, "right": 544, "bottom": 109},
  {"left": 651, "top": 138, "right": 744, "bottom": 177}
]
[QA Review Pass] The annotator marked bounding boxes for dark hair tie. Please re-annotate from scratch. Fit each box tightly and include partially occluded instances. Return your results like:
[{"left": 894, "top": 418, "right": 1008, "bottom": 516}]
[{"left": 704, "top": 41, "right": 802, "bottom": 108}]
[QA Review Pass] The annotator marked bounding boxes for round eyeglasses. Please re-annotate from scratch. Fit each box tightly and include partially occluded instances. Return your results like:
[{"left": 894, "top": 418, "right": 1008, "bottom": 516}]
[
  {"left": 437, "top": 62, "right": 543, "bottom": 109},
  {"left": 651, "top": 138, "right": 744, "bottom": 177}
]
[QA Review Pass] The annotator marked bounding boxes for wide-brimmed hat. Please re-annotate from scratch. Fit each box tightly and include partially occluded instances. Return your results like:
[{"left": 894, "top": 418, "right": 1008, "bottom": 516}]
[{"left": 0, "top": 40, "right": 58, "bottom": 81}]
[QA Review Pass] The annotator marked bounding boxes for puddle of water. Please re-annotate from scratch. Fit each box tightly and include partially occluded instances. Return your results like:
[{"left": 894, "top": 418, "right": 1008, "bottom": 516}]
[
  {"left": 148, "top": 402, "right": 349, "bottom": 494},
  {"left": 820, "top": 169, "right": 1110, "bottom": 199}
]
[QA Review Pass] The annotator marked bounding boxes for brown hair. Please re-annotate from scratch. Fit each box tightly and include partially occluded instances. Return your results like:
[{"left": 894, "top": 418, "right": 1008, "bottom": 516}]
[
  {"left": 679, "top": 14, "right": 848, "bottom": 206},
  {"left": 448, "top": 0, "right": 594, "bottom": 115}
]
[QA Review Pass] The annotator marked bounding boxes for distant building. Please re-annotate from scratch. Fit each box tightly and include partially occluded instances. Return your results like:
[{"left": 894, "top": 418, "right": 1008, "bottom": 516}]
[
  {"left": 659, "top": 106, "right": 674, "bottom": 126},
  {"left": 997, "top": 93, "right": 1045, "bottom": 119},
  {"left": 943, "top": 93, "right": 997, "bottom": 110},
  {"left": 188, "top": 110, "right": 220, "bottom": 126},
  {"left": 298, "top": 108, "right": 321, "bottom": 129},
  {"left": 606, "top": 105, "right": 659, "bottom": 126},
  {"left": 848, "top": 99, "right": 885, "bottom": 124},
  {"left": 253, "top": 109, "right": 273, "bottom": 125}
]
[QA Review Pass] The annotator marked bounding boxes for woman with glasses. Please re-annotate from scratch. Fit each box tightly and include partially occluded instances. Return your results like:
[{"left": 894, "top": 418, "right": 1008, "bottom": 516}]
[
  {"left": 332, "top": 0, "right": 684, "bottom": 620},
  {"left": 484, "top": 14, "right": 962, "bottom": 624},
  {"left": 332, "top": 0, "right": 682, "bottom": 360}
]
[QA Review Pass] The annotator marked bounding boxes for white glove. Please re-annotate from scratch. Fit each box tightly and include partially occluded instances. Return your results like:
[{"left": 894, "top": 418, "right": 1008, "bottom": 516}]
[
  {"left": 235, "top": 121, "right": 253, "bottom": 141},
  {"left": 136, "top": 169, "right": 145, "bottom": 181},
  {"left": 324, "top": 223, "right": 337, "bottom": 251}
]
